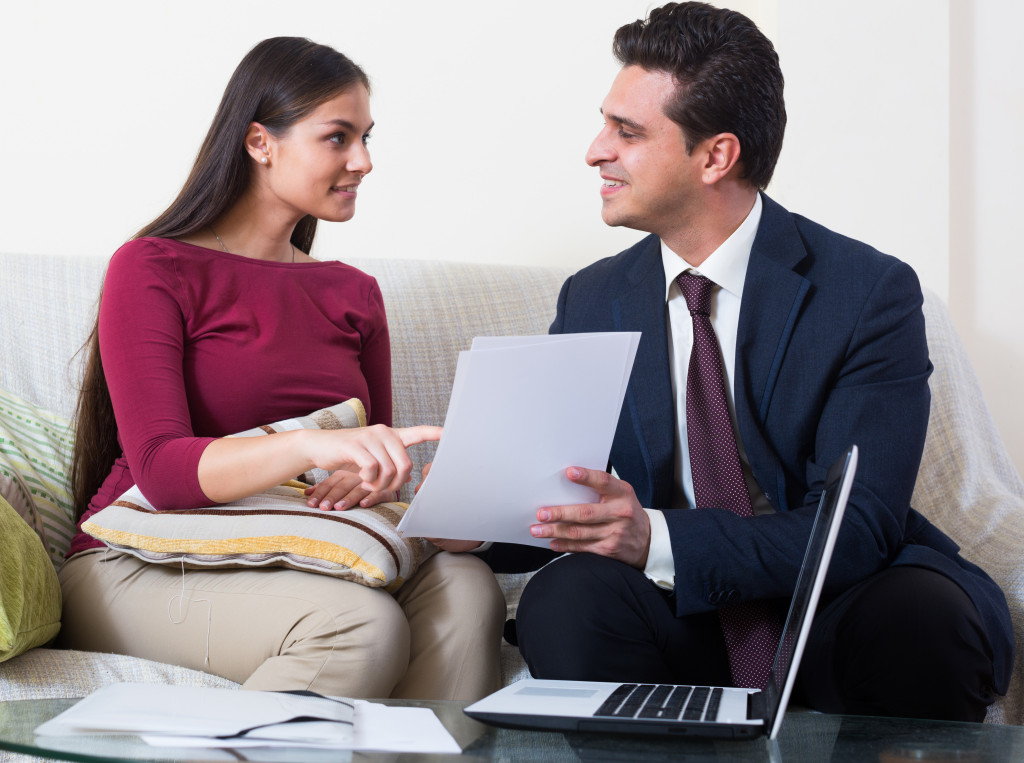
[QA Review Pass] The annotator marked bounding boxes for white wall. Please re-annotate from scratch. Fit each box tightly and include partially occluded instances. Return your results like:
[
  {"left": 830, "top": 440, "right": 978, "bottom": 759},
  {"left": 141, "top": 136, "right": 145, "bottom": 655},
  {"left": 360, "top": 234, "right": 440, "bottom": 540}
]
[
  {"left": 1, "top": 0, "right": 650, "bottom": 267},
  {"left": 949, "top": 0, "right": 1024, "bottom": 484},
  {"left": 3, "top": 1, "right": 1022, "bottom": 478},
  {"left": 770, "top": 1, "right": 951, "bottom": 298}
]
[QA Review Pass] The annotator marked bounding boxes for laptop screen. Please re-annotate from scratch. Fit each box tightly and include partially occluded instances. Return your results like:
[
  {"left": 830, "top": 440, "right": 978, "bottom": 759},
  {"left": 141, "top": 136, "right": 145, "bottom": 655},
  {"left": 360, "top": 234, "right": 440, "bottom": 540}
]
[{"left": 764, "top": 446, "right": 857, "bottom": 739}]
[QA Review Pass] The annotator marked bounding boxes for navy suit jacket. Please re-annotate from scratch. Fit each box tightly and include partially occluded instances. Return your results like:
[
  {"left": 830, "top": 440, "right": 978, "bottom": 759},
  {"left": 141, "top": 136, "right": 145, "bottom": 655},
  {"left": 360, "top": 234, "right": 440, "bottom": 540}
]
[{"left": 484, "top": 195, "right": 1013, "bottom": 693}]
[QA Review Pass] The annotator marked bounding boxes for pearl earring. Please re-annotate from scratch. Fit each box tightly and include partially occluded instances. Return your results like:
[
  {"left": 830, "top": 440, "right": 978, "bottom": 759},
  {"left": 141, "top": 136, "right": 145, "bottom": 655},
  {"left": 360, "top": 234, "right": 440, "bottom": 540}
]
[{"left": 260, "top": 157, "right": 268, "bottom": 164}]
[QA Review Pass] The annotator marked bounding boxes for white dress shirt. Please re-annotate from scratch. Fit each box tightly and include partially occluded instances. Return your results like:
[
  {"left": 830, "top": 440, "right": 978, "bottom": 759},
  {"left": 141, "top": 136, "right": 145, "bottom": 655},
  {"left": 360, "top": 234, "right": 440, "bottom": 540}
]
[{"left": 643, "top": 194, "right": 773, "bottom": 590}]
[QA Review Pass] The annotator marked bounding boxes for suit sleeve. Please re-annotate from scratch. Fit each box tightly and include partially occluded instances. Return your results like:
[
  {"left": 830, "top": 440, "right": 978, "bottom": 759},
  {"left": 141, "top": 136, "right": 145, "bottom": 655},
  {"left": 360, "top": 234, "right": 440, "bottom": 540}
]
[{"left": 662, "top": 260, "right": 931, "bottom": 616}]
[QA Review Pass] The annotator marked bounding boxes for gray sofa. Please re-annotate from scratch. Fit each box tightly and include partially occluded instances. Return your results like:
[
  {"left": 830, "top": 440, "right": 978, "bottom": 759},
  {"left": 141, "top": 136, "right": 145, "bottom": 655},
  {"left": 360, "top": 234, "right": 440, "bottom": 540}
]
[{"left": 1, "top": 251, "right": 1022, "bottom": 725}]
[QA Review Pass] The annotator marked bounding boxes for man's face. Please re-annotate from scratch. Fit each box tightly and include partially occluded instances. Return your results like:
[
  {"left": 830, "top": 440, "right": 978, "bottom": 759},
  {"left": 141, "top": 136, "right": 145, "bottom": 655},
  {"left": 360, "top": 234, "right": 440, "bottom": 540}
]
[{"left": 585, "top": 66, "right": 704, "bottom": 239}]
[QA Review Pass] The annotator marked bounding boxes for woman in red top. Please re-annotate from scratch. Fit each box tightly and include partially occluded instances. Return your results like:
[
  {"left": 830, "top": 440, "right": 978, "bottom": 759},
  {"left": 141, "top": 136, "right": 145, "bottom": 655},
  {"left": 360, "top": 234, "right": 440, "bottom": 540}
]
[{"left": 58, "top": 37, "right": 504, "bottom": 700}]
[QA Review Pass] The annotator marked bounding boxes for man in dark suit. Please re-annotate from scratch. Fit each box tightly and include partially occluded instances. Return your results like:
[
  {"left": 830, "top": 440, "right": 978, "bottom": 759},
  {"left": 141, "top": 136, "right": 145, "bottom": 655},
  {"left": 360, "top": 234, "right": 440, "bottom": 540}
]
[{"left": 466, "top": 1, "right": 1012, "bottom": 722}]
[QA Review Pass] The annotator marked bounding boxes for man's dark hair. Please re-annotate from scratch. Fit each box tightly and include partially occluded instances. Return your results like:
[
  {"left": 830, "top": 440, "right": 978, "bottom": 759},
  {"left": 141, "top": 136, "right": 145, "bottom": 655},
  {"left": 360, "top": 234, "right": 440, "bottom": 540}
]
[{"left": 613, "top": 2, "right": 786, "bottom": 189}]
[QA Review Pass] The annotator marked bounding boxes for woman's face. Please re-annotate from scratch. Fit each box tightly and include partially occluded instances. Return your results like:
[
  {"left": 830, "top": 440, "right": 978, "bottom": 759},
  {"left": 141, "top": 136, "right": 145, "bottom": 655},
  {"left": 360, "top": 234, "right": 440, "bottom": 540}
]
[{"left": 261, "top": 85, "right": 373, "bottom": 224}]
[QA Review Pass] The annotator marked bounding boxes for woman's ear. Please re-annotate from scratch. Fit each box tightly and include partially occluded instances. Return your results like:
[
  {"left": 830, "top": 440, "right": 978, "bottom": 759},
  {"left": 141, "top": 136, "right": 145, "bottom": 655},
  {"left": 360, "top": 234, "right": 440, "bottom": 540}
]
[{"left": 245, "top": 123, "right": 272, "bottom": 166}]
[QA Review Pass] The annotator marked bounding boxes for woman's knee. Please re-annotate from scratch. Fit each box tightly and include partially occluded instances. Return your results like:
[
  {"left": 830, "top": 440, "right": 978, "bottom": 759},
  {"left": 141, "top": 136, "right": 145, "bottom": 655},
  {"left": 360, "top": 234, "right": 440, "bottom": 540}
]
[
  {"left": 399, "top": 552, "right": 505, "bottom": 632},
  {"left": 442, "top": 553, "right": 506, "bottom": 625},
  {"left": 393, "top": 553, "right": 505, "bottom": 700},
  {"left": 252, "top": 581, "right": 412, "bottom": 696}
]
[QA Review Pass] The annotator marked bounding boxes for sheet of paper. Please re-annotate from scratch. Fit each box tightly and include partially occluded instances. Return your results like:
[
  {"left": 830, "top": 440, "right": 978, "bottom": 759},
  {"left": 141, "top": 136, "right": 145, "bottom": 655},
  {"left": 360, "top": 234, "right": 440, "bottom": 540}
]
[
  {"left": 142, "top": 721, "right": 351, "bottom": 749},
  {"left": 36, "top": 684, "right": 461, "bottom": 754},
  {"left": 472, "top": 332, "right": 637, "bottom": 408},
  {"left": 142, "top": 702, "right": 460, "bottom": 753},
  {"left": 34, "top": 683, "right": 352, "bottom": 739},
  {"left": 351, "top": 700, "right": 462, "bottom": 753},
  {"left": 398, "top": 332, "right": 640, "bottom": 545}
]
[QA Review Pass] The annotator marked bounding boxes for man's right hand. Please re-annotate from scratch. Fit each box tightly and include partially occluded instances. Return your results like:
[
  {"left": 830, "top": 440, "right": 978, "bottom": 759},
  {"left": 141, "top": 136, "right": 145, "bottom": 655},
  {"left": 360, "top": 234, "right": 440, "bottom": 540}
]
[{"left": 530, "top": 466, "right": 651, "bottom": 568}]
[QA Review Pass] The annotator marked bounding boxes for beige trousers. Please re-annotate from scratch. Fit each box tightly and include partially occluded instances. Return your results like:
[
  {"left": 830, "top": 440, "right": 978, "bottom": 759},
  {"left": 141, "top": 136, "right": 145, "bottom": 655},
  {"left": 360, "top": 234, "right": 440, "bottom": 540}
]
[{"left": 57, "top": 549, "right": 505, "bottom": 701}]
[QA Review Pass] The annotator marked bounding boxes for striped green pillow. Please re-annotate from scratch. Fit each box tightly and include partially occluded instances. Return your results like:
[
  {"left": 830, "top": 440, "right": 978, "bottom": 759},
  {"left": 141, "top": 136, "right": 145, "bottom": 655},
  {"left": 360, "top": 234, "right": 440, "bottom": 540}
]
[
  {"left": 0, "top": 388, "right": 75, "bottom": 569},
  {"left": 0, "top": 494, "right": 62, "bottom": 661}
]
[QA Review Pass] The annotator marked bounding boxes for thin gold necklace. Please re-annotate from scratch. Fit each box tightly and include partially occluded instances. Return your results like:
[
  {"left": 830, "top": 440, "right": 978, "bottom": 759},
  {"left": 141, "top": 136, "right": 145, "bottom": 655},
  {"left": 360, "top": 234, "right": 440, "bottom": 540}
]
[{"left": 209, "top": 226, "right": 295, "bottom": 262}]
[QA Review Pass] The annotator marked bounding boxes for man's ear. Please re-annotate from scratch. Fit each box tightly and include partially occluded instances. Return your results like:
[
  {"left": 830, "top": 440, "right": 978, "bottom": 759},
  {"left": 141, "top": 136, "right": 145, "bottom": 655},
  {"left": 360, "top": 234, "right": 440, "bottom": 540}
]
[
  {"left": 244, "top": 122, "right": 272, "bottom": 166},
  {"left": 700, "top": 133, "right": 742, "bottom": 185}
]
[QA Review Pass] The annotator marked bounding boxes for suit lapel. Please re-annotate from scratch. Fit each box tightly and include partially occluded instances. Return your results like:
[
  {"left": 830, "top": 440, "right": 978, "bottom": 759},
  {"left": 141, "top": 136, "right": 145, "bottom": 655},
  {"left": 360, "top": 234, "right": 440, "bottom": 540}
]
[
  {"left": 611, "top": 238, "right": 676, "bottom": 506},
  {"left": 735, "top": 195, "right": 812, "bottom": 500},
  {"left": 604, "top": 199, "right": 813, "bottom": 509}
]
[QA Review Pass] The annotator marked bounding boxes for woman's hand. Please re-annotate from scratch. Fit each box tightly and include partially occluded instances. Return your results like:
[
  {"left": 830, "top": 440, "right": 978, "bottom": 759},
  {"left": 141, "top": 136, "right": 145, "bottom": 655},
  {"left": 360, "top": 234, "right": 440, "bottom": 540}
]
[
  {"left": 303, "top": 424, "right": 442, "bottom": 494},
  {"left": 200, "top": 423, "right": 441, "bottom": 507},
  {"left": 305, "top": 470, "right": 397, "bottom": 511}
]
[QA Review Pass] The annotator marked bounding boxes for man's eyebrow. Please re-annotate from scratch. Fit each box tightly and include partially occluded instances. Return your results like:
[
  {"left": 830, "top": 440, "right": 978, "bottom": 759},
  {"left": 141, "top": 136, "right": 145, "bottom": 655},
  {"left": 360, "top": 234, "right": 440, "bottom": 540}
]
[
  {"left": 599, "top": 108, "right": 646, "bottom": 134},
  {"left": 321, "top": 119, "right": 375, "bottom": 132}
]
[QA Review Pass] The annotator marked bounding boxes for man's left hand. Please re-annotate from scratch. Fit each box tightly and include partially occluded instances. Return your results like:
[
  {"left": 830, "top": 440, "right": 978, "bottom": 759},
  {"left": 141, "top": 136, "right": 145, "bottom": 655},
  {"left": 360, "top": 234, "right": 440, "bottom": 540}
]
[{"left": 530, "top": 466, "right": 651, "bottom": 568}]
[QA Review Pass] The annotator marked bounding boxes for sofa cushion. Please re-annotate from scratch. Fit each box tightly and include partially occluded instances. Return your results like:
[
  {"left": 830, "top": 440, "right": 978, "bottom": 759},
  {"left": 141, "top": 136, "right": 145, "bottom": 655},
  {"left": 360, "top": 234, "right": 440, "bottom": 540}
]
[
  {"left": 82, "top": 401, "right": 436, "bottom": 592},
  {"left": 0, "top": 648, "right": 238, "bottom": 700},
  {"left": 0, "top": 387, "right": 75, "bottom": 567},
  {"left": 0, "top": 495, "right": 62, "bottom": 663}
]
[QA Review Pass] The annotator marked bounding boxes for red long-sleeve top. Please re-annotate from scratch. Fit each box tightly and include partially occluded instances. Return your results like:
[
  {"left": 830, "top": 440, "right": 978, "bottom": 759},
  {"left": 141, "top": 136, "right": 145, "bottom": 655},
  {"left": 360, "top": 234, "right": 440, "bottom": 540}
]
[{"left": 68, "top": 237, "right": 391, "bottom": 557}]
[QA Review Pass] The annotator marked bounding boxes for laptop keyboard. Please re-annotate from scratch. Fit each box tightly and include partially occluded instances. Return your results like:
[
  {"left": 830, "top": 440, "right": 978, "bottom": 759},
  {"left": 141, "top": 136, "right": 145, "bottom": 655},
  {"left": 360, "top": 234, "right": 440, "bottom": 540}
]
[{"left": 593, "top": 684, "right": 723, "bottom": 722}]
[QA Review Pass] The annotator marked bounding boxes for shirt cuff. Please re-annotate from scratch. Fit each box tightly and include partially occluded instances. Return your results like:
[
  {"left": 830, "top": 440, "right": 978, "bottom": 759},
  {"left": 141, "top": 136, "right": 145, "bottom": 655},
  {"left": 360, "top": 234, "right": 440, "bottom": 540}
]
[{"left": 643, "top": 508, "right": 675, "bottom": 590}]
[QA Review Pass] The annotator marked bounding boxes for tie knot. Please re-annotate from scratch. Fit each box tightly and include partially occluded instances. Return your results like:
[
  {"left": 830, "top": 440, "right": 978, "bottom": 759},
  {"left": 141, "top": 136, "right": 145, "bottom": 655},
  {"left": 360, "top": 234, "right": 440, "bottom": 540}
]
[{"left": 677, "top": 272, "right": 714, "bottom": 316}]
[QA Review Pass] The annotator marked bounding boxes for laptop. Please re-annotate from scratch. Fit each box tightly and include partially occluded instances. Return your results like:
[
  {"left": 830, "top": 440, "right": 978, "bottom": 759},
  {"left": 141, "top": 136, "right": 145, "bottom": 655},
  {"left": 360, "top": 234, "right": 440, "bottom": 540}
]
[{"left": 465, "top": 445, "right": 858, "bottom": 740}]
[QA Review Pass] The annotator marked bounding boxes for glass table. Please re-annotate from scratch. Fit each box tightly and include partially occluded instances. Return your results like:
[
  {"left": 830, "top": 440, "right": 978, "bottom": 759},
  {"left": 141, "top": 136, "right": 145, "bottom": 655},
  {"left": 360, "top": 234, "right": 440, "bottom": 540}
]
[{"left": 1, "top": 697, "right": 1022, "bottom": 762}]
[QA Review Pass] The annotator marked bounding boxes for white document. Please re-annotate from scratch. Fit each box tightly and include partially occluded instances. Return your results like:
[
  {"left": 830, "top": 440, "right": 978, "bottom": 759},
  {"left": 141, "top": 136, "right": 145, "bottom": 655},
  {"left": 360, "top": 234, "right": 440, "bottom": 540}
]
[
  {"left": 398, "top": 332, "right": 640, "bottom": 546},
  {"left": 35, "top": 684, "right": 461, "bottom": 753},
  {"left": 352, "top": 701, "right": 461, "bottom": 753},
  {"left": 142, "top": 721, "right": 351, "bottom": 749},
  {"left": 140, "top": 702, "right": 461, "bottom": 753},
  {"left": 35, "top": 683, "right": 352, "bottom": 740}
]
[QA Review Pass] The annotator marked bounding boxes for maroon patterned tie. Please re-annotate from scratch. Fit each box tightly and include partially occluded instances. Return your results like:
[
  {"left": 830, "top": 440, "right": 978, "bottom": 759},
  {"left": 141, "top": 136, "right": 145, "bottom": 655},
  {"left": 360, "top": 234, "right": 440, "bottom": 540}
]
[{"left": 677, "top": 271, "right": 782, "bottom": 689}]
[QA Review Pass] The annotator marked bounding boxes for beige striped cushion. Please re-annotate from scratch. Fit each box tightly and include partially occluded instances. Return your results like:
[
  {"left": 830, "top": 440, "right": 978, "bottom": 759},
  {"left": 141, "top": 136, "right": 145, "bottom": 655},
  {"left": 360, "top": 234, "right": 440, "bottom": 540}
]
[
  {"left": 0, "top": 387, "right": 75, "bottom": 568},
  {"left": 82, "top": 400, "right": 436, "bottom": 592}
]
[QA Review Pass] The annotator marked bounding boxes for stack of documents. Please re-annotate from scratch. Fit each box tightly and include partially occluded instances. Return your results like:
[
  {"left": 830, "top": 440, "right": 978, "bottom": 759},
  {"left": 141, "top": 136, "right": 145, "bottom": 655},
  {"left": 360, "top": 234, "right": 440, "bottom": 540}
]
[
  {"left": 36, "top": 683, "right": 461, "bottom": 753},
  {"left": 398, "top": 332, "right": 640, "bottom": 545}
]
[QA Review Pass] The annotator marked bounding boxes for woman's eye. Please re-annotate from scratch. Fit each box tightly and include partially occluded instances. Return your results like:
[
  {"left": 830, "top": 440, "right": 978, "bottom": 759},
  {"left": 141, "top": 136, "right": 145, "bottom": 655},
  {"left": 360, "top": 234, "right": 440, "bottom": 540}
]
[
  {"left": 362, "top": 133, "right": 372, "bottom": 145},
  {"left": 329, "top": 133, "right": 346, "bottom": 145}
]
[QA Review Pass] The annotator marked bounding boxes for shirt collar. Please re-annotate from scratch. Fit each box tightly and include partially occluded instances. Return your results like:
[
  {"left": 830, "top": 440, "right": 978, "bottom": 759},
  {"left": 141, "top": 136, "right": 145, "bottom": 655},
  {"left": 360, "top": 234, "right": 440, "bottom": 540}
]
[{"left": 661, "top": 193, "right": 762, "bottom": 303}]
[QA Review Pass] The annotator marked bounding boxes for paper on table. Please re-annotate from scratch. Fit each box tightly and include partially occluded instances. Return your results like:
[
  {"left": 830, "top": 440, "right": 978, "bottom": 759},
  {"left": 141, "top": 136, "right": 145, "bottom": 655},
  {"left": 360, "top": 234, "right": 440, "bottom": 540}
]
[
  {"left": 37, "top": 684, "right": 461, "bottom": 753},
  {"left": 142, "top": 721, "right": 351, "bottom": 749},
  {"left": 35, "top": 683, "right": 352, "bottom": 740},
  {"left": 398, "top": 332, "right": 640, "bottom": 545},
  {"left": 352, "top": 701, "right": 462, "bottom": 753},
  {"left": 141, "top": 701, "right": 461, "bottom": 753}
]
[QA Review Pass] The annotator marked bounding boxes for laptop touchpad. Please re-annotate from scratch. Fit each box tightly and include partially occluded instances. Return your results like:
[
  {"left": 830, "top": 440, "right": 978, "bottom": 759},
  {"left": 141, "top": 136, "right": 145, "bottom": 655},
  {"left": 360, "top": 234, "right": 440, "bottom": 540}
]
[{"left": 515, "top": 687, "right": 601, "bottom": 698}]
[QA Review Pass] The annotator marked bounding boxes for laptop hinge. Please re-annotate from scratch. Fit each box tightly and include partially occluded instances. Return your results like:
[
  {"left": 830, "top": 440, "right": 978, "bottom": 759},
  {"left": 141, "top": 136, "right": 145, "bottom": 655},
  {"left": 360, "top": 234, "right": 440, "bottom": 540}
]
[{"left": 747, "top": 691, "right": 768, "bottom": 721}]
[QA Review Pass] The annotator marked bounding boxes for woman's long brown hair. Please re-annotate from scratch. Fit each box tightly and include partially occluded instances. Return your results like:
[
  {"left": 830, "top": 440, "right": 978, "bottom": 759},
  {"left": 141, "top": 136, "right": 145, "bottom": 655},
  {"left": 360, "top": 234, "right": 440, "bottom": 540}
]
[{"left": 71, "top": 38, "right": 369, "bottom": 521}]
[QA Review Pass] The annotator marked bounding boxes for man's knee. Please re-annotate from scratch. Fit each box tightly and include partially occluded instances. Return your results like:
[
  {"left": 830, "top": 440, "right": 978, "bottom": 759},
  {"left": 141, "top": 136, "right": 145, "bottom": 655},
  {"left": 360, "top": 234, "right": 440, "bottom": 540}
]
[
  {"left": 518, "top": 553, "right": 628, "bottom": 633},
  {"left": 804, "top": 566, "right": 996, "bottom": 721},
  {"left": 515, "top": 553, "right": 684, "bottom": 681}
]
